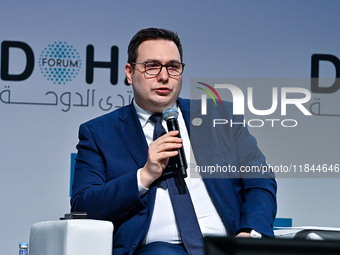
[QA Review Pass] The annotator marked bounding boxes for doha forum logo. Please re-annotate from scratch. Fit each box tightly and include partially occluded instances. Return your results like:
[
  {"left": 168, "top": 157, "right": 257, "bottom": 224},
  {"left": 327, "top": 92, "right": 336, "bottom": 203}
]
[
  {"left": 39, "top": 42, "right": 82, "bottom": 85},
  {"left": 0, "top": 40, "right": 129, "bottom": 112},
  {"left": 0, "top": 40, "right": 119, "bottom": 85}
]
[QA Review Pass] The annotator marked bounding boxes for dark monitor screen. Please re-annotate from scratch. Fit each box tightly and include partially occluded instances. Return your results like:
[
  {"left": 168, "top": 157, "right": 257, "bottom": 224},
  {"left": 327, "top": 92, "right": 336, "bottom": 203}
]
[{"left": 204, "top": 236, "right": 340, "bottom": 255}]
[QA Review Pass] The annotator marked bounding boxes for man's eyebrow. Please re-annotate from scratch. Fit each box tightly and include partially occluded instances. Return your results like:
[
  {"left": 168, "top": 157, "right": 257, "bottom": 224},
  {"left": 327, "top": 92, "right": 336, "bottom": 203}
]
[{"left": 142, "top": 59, "right": 181, "bottom": 63}]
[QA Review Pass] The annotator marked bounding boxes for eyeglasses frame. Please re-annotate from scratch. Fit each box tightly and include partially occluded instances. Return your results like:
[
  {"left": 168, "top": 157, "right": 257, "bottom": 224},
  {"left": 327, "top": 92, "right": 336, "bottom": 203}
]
[{"left": 130, "top": 61, "right": 185, "bottom": 76}]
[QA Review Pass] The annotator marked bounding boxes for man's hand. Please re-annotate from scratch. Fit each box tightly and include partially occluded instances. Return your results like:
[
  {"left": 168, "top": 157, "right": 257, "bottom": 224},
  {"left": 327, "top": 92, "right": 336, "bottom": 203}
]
[
  {"left": 235, "top": 232, "right": 251, "bottom": 238},
  {"left": 140, "top": 130, "right": 182, "bottom": 188}
]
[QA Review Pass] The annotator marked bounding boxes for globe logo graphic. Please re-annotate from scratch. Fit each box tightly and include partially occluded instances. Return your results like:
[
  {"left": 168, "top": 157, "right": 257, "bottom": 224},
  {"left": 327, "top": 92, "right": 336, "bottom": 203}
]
[{"left": 39, "top": 42, "right": 82, "bottom": 85}]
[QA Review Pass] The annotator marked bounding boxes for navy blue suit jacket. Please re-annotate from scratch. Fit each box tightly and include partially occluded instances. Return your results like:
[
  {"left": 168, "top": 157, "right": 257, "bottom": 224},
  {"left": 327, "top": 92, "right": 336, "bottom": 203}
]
[{"left": 71, "top": 97, "right": 277, "bottom": 255}]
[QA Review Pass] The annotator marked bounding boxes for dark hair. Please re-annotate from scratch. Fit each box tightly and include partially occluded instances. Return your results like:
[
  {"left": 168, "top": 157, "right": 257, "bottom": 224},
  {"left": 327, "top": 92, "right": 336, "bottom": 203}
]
[{"left": 127, "top": 28, "right": 183, "bottom": 63}]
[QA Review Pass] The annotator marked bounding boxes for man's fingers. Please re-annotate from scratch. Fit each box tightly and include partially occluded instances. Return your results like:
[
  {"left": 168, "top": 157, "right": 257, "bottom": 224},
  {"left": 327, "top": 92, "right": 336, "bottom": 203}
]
[
  {"left": 151, "top": 131, "right": 182, "bottom": 148},
  {"left": 141, "top": 130, "right": 183, "bottom": 187},
  {"left": 155, "top": 150, "right": 179, "bottom": 161}
]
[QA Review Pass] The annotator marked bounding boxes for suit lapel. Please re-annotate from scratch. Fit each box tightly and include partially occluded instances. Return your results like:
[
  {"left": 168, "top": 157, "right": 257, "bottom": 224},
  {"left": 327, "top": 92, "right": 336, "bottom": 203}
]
[
  {"left": 115, "top": 104, "right": 158, "bottom": 232},
  {"left": 178, "top": 97, "right": 191, "bottom": 136},
  {"left": 179, "top": 98, "right": 218, "bottom": 181},
  {"left": 115, "top": 104, "right": 149, "bottom": 168},
  {"left": 179, "top": 98, "right": 211, "bottom": 163}
]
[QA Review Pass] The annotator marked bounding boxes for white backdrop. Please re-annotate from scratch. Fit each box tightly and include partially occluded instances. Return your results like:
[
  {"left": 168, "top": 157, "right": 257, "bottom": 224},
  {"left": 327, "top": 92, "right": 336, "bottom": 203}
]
[{"left": 1, "top": 1, "right": 340, "bottom": 254}]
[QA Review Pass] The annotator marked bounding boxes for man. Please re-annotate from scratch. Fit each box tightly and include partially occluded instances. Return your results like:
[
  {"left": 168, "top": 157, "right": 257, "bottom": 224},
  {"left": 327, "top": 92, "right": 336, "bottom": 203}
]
[{"left": 71, "top": 28, "right": 277, "bottom": 255}]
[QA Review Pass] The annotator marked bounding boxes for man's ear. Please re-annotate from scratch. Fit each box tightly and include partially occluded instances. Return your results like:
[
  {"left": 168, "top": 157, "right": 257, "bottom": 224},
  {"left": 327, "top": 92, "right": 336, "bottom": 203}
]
[{"left": 125, "top": 63, "right": 133, "bottom": 84}]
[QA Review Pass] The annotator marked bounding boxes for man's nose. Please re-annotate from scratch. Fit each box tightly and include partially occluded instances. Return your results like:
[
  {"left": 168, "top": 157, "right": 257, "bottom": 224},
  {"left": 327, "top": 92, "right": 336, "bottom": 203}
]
[{"left": 157, "top": 65, "right": 169, "bottom": 83}]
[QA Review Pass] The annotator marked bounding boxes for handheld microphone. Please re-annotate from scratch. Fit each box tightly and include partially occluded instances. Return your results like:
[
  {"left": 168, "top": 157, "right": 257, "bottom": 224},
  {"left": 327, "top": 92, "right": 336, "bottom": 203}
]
[{"left": 162, "top": 107, "right": 188, "bottom": 178}]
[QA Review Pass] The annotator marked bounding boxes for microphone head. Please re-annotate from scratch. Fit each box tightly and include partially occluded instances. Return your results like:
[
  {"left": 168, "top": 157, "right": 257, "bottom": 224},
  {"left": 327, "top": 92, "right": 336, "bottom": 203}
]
[{"left": 163, "top": 107, "right": 179, "bottom": 121}]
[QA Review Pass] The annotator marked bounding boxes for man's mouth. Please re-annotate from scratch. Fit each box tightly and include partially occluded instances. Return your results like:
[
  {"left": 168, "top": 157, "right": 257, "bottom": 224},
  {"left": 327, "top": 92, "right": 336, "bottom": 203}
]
[{"left": 154, "top": 87, "right": 171, "bottom": 94}]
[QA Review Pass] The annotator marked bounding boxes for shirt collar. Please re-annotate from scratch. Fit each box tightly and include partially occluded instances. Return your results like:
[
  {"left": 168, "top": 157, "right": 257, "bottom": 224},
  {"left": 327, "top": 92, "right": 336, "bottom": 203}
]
[{"left": 133, "top": 99, "right": 178, "bottom": 128}]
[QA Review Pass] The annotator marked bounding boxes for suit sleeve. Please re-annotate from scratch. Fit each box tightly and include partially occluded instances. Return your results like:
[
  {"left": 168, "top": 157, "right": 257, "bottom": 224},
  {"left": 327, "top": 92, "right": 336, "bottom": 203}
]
[
  {"left": 232, "top": 114, "right": 277, "bottom": 237},
  {"left": 70, "top": 123, "right": 147, "bottom": 223}
]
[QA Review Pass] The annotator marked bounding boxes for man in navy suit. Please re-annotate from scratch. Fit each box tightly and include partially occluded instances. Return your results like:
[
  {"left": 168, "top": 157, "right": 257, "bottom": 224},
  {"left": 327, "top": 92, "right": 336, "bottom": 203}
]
[{"left": 71, "top": 28, "right": 277, "bottom": 255}]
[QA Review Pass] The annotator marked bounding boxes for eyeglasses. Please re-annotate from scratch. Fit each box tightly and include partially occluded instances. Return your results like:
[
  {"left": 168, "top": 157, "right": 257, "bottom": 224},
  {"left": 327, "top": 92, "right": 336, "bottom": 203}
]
[{"left": 131, "top": 61, "right": 185, "bottom": 76}]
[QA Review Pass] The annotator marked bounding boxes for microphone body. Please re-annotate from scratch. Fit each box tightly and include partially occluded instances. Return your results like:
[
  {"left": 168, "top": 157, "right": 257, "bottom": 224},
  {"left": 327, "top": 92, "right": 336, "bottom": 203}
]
[{"left": 163, "top": 107, "right": 188, "bottom": 178}]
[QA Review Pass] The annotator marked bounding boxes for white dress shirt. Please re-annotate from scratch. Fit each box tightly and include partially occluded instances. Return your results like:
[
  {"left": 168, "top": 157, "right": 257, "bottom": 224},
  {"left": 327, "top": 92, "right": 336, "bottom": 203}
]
[{"left": 134, "top": 101, "right": 227, "bottom": 245}]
